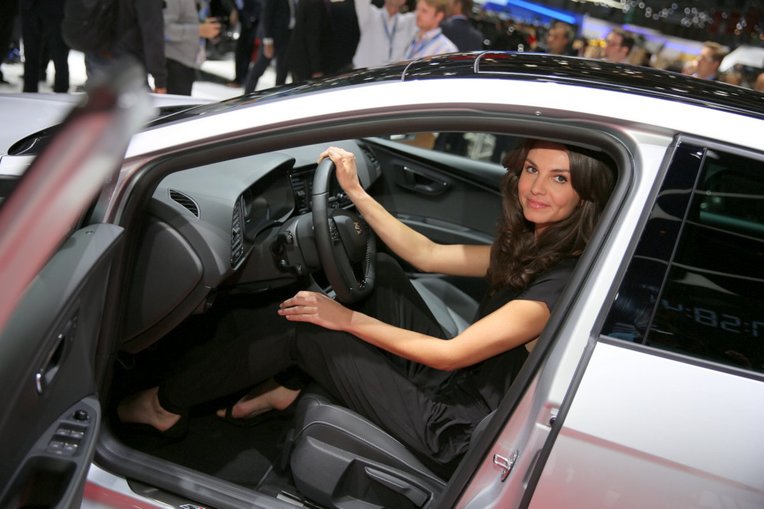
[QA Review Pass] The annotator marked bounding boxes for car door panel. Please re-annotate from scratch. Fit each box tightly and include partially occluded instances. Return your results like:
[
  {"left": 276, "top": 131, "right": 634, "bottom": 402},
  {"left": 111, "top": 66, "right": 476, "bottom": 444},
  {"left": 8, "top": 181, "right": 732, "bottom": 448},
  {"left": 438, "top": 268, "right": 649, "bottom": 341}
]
[
  {"left": 0, "top": 224, "right": 123, "bottom": 508},
  {"left": 393, "top": 162, "right": 451, "bottom": 197},
  {"left": 365, "top": 138, "right": 504, "bottom": 246},
  {"left": 528, "top": 342, "right": 764, "bottom": 509},
  {"left": 0, "top": 61, "right": 151, "bottom": 508},
  {"left": 5, "top": 397, "right": 101, "bottom": 509}
]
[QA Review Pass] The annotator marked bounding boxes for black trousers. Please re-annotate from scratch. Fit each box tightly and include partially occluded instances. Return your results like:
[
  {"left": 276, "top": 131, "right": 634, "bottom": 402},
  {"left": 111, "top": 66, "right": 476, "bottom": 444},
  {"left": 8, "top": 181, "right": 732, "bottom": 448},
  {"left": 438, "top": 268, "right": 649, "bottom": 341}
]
[
  {"left": 21, "top": 10, "right": 69, "bottom": 92},
  {"left": 243, "top": 35, "right": 290, "bottom": 94},
  {"left": 166, "top": 58, "right": 196, "bottom": 96},
  {"left": 0, "top": 0, "right": 17, "bottom": 83},
  {"left": 234, "top": 20, "right": 256, "bottom": 84},
  {"left": 158, "top": 254, "right": 489, "bottom": 469}
]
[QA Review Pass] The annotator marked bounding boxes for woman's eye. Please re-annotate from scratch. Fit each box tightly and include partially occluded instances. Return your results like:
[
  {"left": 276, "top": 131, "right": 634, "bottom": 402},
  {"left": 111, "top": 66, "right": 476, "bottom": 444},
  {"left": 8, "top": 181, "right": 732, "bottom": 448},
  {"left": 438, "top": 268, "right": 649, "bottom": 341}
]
[
  {"left": 553, "top": 175, "right": 568, "bottom": 183},
  {"left": 524, "top": 165, "right": 538, "bottom": 174}
]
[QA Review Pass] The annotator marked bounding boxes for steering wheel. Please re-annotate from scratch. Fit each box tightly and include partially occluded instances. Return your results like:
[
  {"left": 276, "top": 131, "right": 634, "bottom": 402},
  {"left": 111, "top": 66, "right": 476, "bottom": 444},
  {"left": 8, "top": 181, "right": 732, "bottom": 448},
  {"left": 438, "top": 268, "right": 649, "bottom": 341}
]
[{"left": 311, "top": 158, "right": 376, "bottom": 304}]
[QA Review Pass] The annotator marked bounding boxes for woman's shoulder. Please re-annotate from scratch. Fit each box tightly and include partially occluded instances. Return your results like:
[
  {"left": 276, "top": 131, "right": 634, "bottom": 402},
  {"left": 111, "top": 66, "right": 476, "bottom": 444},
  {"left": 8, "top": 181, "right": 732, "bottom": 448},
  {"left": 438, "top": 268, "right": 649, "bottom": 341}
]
[
  {"left": 477, "top": 257, "right": 579, "bottom": 318},
  {"left": 540, "top": 256, "right": 579, "bottom": 278},
  {"left": 518, "top": 256, "right": 579, "bottom": 308}
]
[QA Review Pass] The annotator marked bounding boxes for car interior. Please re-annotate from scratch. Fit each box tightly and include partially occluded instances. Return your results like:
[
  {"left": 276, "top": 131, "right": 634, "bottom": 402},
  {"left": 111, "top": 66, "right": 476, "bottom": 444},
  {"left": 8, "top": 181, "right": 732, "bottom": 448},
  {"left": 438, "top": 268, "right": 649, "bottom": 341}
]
[{"left": 101, "top": 126, "right": 622, "bottom": 509}]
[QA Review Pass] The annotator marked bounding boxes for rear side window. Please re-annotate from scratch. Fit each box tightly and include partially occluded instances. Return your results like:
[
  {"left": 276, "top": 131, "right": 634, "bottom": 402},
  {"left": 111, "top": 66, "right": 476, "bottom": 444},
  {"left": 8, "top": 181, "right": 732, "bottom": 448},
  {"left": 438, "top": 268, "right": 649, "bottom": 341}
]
[{"left": 603, "top": 143, "right": 764, "bottom": 374}]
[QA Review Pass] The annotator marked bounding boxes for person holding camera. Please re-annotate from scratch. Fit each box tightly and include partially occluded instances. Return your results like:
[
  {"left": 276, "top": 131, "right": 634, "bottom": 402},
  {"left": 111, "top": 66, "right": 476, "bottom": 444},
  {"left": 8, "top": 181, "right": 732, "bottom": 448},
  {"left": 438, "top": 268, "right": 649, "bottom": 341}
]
[{"left": 164, "top": 0, "right": 222, "bottom": 95}]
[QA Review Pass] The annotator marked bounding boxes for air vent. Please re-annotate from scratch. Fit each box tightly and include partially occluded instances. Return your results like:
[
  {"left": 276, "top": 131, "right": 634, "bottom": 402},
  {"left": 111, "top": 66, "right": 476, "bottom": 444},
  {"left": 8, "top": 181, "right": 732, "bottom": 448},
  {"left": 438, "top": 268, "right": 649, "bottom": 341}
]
[
  {"left": 359, "top": 143, "right": 381, "bottom": 175},
  {"left": 169, "top": 190, "right": 200, "bottom": 217},
  {"left": 289, "top": 166, "right": 315, "bottom": 214},
  {"left": 231, "top": 196, "right": 245, "bottom": 267},
  {"left": 289, "top": 165, "right": 355, "bottom": 213}
]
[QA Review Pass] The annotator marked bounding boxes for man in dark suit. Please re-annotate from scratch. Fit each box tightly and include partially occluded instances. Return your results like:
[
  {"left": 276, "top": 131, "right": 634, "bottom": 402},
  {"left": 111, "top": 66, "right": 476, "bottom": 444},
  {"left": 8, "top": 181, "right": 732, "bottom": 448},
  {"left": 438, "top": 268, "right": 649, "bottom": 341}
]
[
  {"left": 286, "top": 0, "right": 329, "bottom": 82},
  {"left": 287, "top": 0, "right": 358, "bottom": 83},
  {"left": 231, "top": 0, "right": 262, "bottom": 86},
  {"left": 0, "top": 0, "right": 18, "bottom": 85},
  {"left": 544, "top": 21, "right": 577, "bottom": 56},
  {"left": 20, "top": 0, "right": 70, "bottom": 92},
  {"left": 324, "top": 0, "right": 359, "bottom": 73},
  {"left": 244, "top": 0, "right": 293, "bottom": 92},
  {"left": 83, "top": 0, "right": 168, "bottom": 93},
  {"left": 439, "top": 0, "right": 482, "bottom": 52}
]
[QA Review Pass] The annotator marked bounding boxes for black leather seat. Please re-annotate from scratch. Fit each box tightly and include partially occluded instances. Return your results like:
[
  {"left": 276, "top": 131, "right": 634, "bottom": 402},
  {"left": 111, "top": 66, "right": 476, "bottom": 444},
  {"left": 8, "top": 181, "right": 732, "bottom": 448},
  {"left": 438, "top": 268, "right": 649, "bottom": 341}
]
[
  {"left": 288, "top": 278, "right": 485, "bottom": 509},
  {"left": 410, "top": 276, "right": 478, "bottom": 338},
  {"left": 288, "top": 386, "right": 447, "bottom": 509}
]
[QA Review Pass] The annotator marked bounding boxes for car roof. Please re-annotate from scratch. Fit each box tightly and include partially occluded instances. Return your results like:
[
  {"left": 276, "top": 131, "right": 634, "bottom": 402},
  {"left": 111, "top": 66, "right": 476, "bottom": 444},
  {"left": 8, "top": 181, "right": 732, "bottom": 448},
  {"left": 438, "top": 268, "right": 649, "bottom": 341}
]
[
  {"left": 411, "top": 52, "right": 764, "bottom": 119},
  {"left": 0, "top": 93, "right": 80, "bottom": 156},
  {"left": 1, "top": 94, "right": 213, "bottom": 158},
  {"left": 151, "top": 52, "right": 764, "bottom": 127}
]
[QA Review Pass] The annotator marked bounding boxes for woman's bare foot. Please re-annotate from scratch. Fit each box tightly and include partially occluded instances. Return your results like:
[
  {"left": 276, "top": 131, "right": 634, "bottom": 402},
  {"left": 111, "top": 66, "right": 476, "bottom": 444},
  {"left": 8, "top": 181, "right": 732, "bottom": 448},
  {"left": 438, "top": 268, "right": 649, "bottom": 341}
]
[
  {"left": 217, "top": 378, "right": 301, "bottom": 420},
  {"left": 117, "top": 386, "right": 182, "bottom": 432}
]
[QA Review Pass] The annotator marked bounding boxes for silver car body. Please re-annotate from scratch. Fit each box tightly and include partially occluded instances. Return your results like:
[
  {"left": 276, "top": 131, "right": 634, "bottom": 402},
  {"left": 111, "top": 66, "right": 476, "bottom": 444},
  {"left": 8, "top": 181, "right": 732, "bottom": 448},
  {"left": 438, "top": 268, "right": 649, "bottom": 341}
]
[
  {"left": 95, "top": 73, "right": 763, "bottom": 507},
  {"left": 2, "top": 53, "right": 762, "bottom": 509}
]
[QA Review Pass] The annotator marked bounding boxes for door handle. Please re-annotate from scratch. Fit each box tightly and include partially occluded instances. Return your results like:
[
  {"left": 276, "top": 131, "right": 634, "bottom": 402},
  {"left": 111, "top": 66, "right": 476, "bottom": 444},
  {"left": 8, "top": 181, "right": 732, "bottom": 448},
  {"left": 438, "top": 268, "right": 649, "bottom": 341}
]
[
  {"left": 397, "top": 165, "right": 450, "bottom": 196},
  {"left": 35, "top": 316, "right": 76, "bottom": 395},
  {"left": 493, "top": 450, "right": 519, "bottom": 482},
  {"left": 36, "top": 334, "right": 65, "bottom": 395}
]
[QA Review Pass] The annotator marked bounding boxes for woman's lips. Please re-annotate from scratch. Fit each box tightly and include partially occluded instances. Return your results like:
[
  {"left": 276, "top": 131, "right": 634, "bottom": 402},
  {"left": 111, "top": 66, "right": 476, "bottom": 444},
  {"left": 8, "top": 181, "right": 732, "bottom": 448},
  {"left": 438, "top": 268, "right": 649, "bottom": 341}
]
[{"left": 525, "top": 198, "right": 548, "bottom": 209}]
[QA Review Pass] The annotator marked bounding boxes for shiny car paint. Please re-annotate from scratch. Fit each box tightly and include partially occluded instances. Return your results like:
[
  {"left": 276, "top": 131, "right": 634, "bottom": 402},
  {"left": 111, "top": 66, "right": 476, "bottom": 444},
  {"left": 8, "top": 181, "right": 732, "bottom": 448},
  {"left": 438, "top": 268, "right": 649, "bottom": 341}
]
[{"left": 1, "top": 52, "right": 762, "bottom": 509}]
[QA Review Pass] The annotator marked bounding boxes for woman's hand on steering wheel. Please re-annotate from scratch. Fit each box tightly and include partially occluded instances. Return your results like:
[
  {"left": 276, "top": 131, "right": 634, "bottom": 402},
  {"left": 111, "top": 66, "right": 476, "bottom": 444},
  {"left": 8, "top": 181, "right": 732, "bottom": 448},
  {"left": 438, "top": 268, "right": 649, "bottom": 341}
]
[
  {"left": 313, "top": 148, "right": 376, "bottom": 303},
  {"left": 318, "top": 146, "right": 364, "bottom": 199},
  {"left": 278, "top": 290, "right": 353, "bottom": 331}
]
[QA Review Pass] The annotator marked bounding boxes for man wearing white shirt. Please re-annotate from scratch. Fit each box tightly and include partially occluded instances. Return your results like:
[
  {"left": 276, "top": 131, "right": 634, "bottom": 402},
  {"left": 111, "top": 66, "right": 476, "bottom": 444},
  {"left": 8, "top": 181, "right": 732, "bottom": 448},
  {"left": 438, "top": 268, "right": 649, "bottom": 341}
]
[
  {"left": 353, "top": 0, "right": 417, "bottom": 68},
  {"left": 404, "top": 0, "right": 457, "bottom": 60}
]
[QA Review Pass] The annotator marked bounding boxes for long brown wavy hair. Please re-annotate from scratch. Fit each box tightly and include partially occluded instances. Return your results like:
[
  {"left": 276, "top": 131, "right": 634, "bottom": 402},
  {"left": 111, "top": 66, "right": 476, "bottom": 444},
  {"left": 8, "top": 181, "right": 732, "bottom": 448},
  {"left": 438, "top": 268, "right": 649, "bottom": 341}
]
[{"left": 486, "top": 139, "right": 615, "bottom": 291}]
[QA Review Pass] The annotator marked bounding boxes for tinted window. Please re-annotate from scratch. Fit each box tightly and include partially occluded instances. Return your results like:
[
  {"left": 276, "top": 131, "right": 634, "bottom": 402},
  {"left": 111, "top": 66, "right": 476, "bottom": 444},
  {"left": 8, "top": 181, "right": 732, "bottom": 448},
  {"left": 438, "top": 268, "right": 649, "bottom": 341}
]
[{"left": 604, "top": 144, "right": 764, "bottom": 374}]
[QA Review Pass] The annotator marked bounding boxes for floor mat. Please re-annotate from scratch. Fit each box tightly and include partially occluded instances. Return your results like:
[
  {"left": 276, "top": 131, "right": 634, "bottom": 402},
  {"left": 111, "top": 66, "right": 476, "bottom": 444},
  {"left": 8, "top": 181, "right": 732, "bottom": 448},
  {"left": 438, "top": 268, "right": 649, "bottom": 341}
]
[
  {"left": 115, "top": 407, "right": 294, "bottom": 489},
  {"left": 110, "top": 292, "right": 304, "bottom": 491}
]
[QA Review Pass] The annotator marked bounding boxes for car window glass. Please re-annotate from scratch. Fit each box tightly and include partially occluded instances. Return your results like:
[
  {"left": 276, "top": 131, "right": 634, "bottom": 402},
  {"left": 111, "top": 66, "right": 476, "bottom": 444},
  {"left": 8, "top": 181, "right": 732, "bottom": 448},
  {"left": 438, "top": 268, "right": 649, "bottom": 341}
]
[
  {"left": 603, "top": 146, "right": 764, "bottom": 374},
  {"left": 384, "top": 132, "right": 518, "bottom": 164}
]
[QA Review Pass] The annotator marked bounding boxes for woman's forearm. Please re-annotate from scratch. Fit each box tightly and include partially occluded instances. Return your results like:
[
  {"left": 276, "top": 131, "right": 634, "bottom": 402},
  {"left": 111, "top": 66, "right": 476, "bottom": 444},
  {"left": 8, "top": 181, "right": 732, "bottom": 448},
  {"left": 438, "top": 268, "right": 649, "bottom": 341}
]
[
  {"left": 344, "top": 309, "right": 460, "bottom": 370},
  {"left": 322, "top": 145, "right": 489, "bottom": 276},
  {"left": 349, "top": 300, "right": 548, "bottom": 373}
]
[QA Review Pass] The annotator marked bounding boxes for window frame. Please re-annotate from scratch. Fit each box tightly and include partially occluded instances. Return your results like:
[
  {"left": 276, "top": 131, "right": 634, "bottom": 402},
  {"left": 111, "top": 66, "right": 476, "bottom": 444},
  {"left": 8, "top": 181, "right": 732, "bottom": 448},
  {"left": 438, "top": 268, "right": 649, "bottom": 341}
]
[{"left": 599, "top": 135, "right": 764, "bottom": 379}]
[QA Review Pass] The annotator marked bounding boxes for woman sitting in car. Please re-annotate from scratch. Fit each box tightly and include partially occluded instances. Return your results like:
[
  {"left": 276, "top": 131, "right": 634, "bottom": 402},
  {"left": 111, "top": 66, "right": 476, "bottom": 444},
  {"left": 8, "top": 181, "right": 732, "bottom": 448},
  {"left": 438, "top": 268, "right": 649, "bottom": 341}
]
[{"left": 118, "top": 138, "right": 614, "bottom": 474}]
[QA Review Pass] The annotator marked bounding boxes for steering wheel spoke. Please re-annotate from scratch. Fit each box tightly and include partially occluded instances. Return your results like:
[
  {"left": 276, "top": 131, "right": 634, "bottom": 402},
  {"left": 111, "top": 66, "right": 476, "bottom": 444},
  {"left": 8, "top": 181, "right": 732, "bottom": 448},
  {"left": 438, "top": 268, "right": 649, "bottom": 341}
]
[{"left": 311, "top": 159, "right": 376, "bottom": 303}]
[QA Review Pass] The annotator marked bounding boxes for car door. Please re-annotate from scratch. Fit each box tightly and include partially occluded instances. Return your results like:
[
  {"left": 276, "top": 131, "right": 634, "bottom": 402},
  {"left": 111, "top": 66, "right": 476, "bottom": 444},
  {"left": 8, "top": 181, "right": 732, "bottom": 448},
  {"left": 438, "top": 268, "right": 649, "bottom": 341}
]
[
  {"left": 524, "top": 140, "right": 764, "bottom": 508},
  {"left": 363, "top": 132, "right": 509, "bottom": 300},
  {"left": 0, "top": 63, "right": 153, "bottom": 508},
  {"left": 367, "top": 132, "right": 508, "bottom": 246}
]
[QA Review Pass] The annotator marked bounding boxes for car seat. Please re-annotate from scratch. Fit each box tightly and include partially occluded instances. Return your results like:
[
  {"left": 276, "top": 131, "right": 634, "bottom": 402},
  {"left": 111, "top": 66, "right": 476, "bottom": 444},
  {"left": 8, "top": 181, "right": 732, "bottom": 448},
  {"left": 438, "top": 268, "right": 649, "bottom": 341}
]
[
  {"left": 287, "top": 384, "right": 495, "bottom": 509},
  {"left": 410, "top": 276, "right": 479, "bottom": 337},
  {"left": 287, "top": 278, "right": 486, "bottom": 508}
]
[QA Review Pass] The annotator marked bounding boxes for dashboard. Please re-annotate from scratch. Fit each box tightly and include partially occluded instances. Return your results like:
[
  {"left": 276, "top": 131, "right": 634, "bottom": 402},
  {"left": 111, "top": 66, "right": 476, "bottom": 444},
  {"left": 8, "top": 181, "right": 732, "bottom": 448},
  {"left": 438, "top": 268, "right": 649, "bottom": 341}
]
[{"left": 122, "top": 140, "right": 380, "bottom": 351}]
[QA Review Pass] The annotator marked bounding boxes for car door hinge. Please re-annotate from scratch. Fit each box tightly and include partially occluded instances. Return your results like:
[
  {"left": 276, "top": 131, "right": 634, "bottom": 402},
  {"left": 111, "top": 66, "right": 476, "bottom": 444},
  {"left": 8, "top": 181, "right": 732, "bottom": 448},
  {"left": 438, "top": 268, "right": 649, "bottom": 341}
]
[{"left": 493, "top": 450, "right": 519, "bottom": 482}]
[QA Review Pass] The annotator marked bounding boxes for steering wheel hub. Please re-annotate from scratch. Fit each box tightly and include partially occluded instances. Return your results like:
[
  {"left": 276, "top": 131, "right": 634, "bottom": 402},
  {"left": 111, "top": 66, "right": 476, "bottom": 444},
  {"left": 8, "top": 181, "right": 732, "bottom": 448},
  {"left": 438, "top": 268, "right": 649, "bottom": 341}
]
[{"left": 273, "top": 158, "right": 375, "bottom": 303}]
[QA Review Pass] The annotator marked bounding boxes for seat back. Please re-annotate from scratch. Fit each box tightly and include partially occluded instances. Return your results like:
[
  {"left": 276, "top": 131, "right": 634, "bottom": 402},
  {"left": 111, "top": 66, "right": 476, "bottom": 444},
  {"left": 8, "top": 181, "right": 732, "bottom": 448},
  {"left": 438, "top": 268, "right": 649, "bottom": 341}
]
[{"left": 410, "top": 277, "right": 478, "bottom": 338}]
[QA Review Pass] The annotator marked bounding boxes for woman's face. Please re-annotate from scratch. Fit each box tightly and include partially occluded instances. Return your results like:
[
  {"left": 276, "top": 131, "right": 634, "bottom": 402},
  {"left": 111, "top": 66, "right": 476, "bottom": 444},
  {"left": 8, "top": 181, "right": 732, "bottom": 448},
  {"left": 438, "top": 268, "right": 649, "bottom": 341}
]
[{"left": 517, "top": 142, "right": 581, "bottom": 233}]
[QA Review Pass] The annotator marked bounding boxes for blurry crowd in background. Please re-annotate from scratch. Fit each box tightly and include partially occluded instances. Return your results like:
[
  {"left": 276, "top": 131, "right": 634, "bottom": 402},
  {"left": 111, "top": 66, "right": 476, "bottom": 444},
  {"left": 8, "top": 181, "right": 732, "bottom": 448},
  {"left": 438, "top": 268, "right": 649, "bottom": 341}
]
[{"left": 0, "top": 0, "right": 762, "bottom": 96}]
